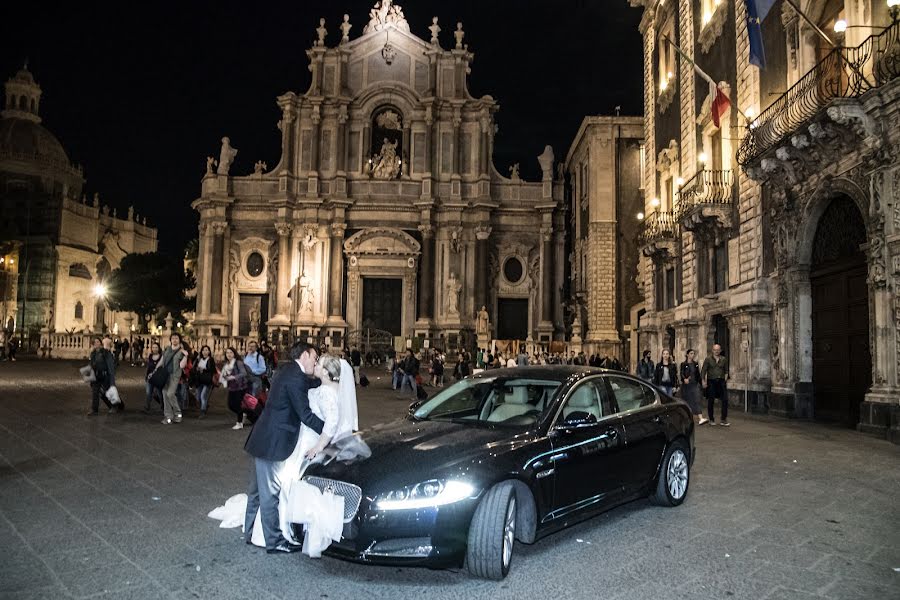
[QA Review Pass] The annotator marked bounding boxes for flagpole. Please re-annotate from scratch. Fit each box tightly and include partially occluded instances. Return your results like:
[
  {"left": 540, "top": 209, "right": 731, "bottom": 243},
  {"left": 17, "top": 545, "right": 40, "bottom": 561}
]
[{"left": 782, "top": 0, "right": 837, "bottom": 48}]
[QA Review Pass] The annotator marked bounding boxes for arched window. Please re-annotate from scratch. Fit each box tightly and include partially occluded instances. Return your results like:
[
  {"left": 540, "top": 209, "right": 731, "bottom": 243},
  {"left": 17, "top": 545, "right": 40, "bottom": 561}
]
[
  {"left": 18, "top": 96, "right": 27, "bottom": 110},
  {"left": 368, "top": 107, "right": 404, "bottom": 179},
  {"left": 74, "top": 301, "right": 84, "bottom": 320},
  {"left": 30, "top": 98, "right": 35, "bottom": 113},
  {"left": 68, "top": 263, "right": 92, "bottom": 279}
]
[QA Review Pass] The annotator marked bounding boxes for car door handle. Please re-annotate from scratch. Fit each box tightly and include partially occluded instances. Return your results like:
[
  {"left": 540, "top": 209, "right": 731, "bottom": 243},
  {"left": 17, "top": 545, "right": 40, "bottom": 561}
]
[
  {"left": 605, "top": 428, "right": 618, "bottom": 438},
  {"left": 652, "top": 415, "right": 662, "bottom": 424}
]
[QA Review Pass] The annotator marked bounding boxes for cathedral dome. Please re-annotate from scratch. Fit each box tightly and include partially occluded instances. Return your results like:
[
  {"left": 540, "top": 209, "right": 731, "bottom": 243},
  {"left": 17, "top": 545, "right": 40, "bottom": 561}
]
[{"left": 0, "top": 117, "right": 71, "bottom": 167}]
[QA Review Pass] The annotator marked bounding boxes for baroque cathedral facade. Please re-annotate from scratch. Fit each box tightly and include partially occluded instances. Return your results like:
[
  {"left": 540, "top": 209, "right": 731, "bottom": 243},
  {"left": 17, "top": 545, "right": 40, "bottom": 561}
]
[{"left": 192, "top": 2, "right": 565, "bottom": 351}]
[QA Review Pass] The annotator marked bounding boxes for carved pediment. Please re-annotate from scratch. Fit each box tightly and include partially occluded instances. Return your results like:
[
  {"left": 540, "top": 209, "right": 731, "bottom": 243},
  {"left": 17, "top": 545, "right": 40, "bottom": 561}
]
[{"left": 343, "top": 227, "right": 421, "bottom": 256}]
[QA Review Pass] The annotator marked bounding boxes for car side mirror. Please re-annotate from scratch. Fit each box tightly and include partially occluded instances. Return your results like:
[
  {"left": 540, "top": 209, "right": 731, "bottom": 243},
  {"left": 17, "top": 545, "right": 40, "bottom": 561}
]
[{"left": 554, "top": 411, "right": 597, "bottom": 432}]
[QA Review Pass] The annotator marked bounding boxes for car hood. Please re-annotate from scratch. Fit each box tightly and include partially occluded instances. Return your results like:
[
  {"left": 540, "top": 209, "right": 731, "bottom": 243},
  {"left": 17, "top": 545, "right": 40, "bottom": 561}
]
[{"left": 306, "top": 418, "right": 532, "bottom": 494}]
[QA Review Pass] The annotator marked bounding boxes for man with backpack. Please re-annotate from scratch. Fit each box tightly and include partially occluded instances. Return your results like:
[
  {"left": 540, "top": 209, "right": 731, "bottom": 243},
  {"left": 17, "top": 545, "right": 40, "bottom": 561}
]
[{"left": 245, "top": 341, "right": 267, "bottom": 397}]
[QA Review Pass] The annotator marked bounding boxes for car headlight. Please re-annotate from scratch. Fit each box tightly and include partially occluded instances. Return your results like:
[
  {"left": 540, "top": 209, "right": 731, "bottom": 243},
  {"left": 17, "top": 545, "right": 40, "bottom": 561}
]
[{"left": 374, "top": 480, "right": 475, "bottom": 511}]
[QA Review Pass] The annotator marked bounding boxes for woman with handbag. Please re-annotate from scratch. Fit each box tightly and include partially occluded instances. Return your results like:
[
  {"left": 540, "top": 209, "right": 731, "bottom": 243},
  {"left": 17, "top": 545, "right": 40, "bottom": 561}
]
[
  {"left": 143, "top": 341, "right": 163, "bottom": 414},
  {"left": 652, "top": 349, "right": 678, "bottom": 397},
  {"left": 221, "top": 347, "right": 249, "bottom": 430},
  {"left": 679, "top": 348, "right": 709, "bottom": 426},
  {"left": 194, "top": 345, "right": 218, "bottom": 419}
]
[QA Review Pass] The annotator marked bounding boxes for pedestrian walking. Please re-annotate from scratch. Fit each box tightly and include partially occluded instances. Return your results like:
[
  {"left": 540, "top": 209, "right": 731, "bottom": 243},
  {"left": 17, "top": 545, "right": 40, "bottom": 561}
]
[
  {"left": 152, "top": 333, "right": 188, "bottom": 425},
  {"left": 244, "top": 341, "right": 266, "bottom": 397},
  {"left": 637, "top": 350, "right": 654, "bottom": 382},
  {"left": 396, "top": 349, "right": 419, "bottom": 398},
  {"left": 653, "top": 349, "right": 678, "bottom": 397},
  {"left": 194, "top": 344, "right": 218, "bottom": 419},
  {"left": 7, "top": 334, "right": 18, "bottom": 361},
  {"left": 430, "top": 353, "right": 444, "bottom": 387},
  {"left": 680, "top": 349, "right": 708, "bottom": 425},
  {"left": 702, "top": 344, "right": 730, "bottom": 426},
  {"left": 350, "top": 346, "right": 362, "bottom": 385},
  {"left": 221, "top": 347, "right": 250, "bottom": 429},
  {"left": 87, "top": 337, "right": 118, "bottom": 415},
  {"left": 143, "top": 341, "right": 163, "bottom": 413}
]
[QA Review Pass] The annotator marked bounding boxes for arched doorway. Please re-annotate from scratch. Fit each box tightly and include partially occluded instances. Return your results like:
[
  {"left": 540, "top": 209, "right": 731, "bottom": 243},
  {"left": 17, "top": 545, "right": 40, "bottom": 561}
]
[{"left": 810, "top": 196, "right": 871, "bottom": 426}]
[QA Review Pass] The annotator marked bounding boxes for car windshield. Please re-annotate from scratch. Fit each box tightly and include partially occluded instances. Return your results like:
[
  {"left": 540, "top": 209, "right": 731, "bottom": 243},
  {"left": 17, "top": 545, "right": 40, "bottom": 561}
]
[{"left": 413, "top": 377, "right": 561, "bottom": 427}]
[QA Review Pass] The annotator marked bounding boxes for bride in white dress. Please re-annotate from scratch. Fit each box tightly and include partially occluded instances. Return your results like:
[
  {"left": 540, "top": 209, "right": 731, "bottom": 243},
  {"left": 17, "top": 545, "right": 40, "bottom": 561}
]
[{"left": 209, "top": 355, "right": 359, "bottom": 556}]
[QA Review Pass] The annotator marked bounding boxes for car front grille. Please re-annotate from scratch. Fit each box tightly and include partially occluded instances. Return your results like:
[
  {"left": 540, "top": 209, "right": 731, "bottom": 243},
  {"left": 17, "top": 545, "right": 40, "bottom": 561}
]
[{"left": 302, "top": 476, "right": 362, "bottom": 523}]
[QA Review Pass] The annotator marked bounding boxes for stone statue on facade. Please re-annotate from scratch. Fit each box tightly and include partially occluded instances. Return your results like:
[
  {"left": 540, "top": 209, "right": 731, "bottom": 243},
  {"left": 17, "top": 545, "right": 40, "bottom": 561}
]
[
  {"left": 254, "top": 160, "right": 267, "bottom": 175},
  {"left": 248, "top": 304, "right": 261, "bottom": 335},
  {"left": 363, "top": 0, "right": 409, "bottom": 33},
  {"left": 476, "top": 305, "right": 490, "bottom": 335},
  {"left": 445, "top": 272, "right": 462, "bottom": 316},
  {"left": 297, "top": 271, "right": 315, "bottom": 313},
  {"left": 340, "top": 14, "right": 352, "bottom": 44},
  {"left": 371, "top": 138, "right": 400, "bottom": 179},
  {"left": 454, "top": 22, "right": 465, "bottom": 49},
  {"left": 537, "top": 145, "right": 555, "bottom": 178},
  {"left": 429, "top": 16, "right": 441, "bottom": 45},
  {"left": 509, "top": 163, "right": 520, "bottom": 180},
  {"left": 205, "top": 156, "right": 217, "bottom": 175},
  {"left": 217, "top": 137, "right": 238, "bottom": 175},
  {"left": 316, "top": 18, "right": 327, "bottom": 46}
]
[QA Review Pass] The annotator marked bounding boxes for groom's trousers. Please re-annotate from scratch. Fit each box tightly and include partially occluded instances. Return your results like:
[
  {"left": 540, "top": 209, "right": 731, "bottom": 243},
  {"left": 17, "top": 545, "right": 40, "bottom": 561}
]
[{"left": 244, "top": 457, "right": 285, "bottom": 549}]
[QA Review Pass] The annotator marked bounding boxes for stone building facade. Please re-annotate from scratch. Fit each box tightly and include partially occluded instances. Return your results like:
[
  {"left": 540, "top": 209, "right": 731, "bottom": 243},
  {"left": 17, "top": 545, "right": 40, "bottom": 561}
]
[
  {"left": 565, "top": 116, "right": 645, "bottom": 366},
  {"left": 192, "top": 2, "right": 565, "bottom": 352},
  {"left": 629, "top": 0, "right": 900, "bottom": 441},
  {"left": 0, "top": 67, "right": 158, "bottom": 339}
]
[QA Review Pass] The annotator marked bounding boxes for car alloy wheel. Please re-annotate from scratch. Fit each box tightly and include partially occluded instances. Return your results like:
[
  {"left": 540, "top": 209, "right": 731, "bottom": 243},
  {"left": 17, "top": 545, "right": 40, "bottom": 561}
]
[
  {"left": 666, "top": 449, "right": 688, "bottom": 500},
  {"left": 502, "top": 496, "right": 516, "bottom": 569}
]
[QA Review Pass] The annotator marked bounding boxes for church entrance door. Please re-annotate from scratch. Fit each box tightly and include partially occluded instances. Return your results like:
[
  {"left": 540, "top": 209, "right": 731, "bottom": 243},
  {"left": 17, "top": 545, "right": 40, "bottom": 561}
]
[
  {"left": 363, "top": 278, "right": 402, "bottom": 336},
  {"left": 497, "top": 298, "right": 528, "bottom": 340},
  {"left": 810, "top": 197, "right": 870, "bottom": 427}
]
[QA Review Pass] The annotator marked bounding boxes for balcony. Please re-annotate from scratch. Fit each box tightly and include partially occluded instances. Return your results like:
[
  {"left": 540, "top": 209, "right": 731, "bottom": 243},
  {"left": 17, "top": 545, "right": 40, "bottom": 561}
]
[
  {"left": 738, "top": 20, "right": 899, "bottom": 168},
  {"left": 675, "top": 169, "right": 734, "bottom": 232},
  {"left": 639, "top": 210, "right": 678, "bottom": 257}
]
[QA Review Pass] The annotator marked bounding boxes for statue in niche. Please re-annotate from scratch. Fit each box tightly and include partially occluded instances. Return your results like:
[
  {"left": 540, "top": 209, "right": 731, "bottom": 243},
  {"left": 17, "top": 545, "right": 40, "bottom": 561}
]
[
  {"left": 217, "top": 137, "right": 238, "bottom": 175},
  {"left": 297, "top": 271, "right": 315, "bottom": 313},
  {"left": 248, "top": 304, "right": 261, "bottom": 333},
  {"left": 445, "top": 272, "right": 462, "bottom": 316},
  {"left": 371, "top": 138, "right": 400, "bottom": 179},
  {"left": 340, "top": 14, "right": 352, "bottom": 44},
  {"left": 476, "top": 305, "right": 490, "bottom": 335}
]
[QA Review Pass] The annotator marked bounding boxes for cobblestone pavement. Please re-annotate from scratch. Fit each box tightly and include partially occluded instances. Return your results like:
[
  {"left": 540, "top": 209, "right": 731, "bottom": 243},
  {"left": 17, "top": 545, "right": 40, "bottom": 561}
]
[{"left": 0, "top": 359, "right": 898, "bottom": 600}]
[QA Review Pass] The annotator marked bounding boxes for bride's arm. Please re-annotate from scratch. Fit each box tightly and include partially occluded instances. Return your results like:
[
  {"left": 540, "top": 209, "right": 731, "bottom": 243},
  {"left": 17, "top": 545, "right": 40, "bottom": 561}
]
[{"left": 305, "top": 391, "right": 339, "bottom": 459}]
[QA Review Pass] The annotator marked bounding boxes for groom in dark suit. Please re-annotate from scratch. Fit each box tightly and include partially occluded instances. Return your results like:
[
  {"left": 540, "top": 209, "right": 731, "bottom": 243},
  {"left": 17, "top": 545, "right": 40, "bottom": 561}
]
[{"left": 244, "top": 341, "right": 325, "bottom": 553}]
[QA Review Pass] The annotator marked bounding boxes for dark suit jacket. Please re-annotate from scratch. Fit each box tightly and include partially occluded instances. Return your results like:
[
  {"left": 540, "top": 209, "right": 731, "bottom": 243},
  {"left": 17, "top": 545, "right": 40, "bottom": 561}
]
[{"left": 244, "top": 360, "right": 324, "bottom": 461}]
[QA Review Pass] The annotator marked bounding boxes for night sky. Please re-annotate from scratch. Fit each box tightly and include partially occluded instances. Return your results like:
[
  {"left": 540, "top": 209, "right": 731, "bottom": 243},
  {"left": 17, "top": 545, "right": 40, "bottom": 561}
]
[{"left": 1, "top": 1, "right": 643, "bottom": 257}]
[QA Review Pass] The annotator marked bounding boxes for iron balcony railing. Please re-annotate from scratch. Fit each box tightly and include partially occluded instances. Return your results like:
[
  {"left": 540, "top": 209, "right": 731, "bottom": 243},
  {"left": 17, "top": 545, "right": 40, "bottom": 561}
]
[
  {"left": 638, "top": 210, "right": 678, "bottom": 247},
  {"left": 674, "top": 169, "right": 734, "bottom": 221},
  {"left": 738, "top": 20, "right": 900, "bottom": 167}
]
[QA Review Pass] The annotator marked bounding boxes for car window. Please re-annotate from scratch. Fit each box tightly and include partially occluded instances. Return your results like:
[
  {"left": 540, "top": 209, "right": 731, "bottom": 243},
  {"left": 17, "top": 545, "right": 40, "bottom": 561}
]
[
  {"left": 557, "top": 380, "right": 613, "bottom": 424},
  {"left": 414, "top": 377, "right": 559, "bottom": 426},
  {"left": 606, "top": 376, "right": 657, "bottom": 412}
]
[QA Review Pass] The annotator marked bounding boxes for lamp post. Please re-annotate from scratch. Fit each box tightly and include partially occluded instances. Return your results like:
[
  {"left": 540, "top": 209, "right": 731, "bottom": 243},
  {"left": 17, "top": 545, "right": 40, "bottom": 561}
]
[{"left": 889, "top": 0, "right": 900, "bottom": 23}]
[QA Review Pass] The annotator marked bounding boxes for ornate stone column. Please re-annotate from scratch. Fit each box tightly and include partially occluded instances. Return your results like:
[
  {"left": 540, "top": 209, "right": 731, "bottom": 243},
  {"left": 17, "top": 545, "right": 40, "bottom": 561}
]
[
  {"left": 474, "top": 225, "right": 491, "bottom": 313},
  {"left": 539, "top": 225, "right": 554, "bottom": 338},
  {"left": 417, "top": 224, "right": 435, "bottom": 322},
  {"left": 208, "top": 221, "right": 227, "bottom": 316},
  {"left": 197, "top": 221, "right": 212, "bottom": 317},
  {"left": 272, "top": 222, "right": 293, "bottom": 324},
  {"left": 327, "top": 222, "right": 347, "bottom": 323}
]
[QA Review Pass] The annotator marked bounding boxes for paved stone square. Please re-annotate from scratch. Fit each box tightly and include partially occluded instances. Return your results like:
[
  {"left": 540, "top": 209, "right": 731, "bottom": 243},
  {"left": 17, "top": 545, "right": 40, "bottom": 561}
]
[{"left": 0, "top": 360, "right": 897, "bottom": 600}]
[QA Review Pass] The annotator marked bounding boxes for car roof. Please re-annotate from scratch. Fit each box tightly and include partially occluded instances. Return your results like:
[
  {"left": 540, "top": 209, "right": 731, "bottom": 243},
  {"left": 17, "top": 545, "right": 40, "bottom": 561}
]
[{"left": 470, "top": 365, "right": 619, "bottom": 384}]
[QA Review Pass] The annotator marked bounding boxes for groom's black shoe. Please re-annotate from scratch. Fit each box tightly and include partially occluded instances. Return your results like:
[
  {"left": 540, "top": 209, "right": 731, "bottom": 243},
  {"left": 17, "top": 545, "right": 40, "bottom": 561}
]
[{"left": 266, "top": 543, "right": 302, "bottom": 554}]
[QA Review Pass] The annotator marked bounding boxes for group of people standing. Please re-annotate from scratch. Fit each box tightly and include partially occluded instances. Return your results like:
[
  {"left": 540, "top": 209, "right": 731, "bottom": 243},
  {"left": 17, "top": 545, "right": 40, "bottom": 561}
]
[{"left": 637, "top": 344, "right": 730, "bottom": 426}]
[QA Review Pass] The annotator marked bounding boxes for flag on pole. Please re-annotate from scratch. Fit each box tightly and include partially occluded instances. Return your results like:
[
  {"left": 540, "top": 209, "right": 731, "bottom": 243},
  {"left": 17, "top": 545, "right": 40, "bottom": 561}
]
[
  {"left": 744, "top": 0, "right": 777, "bottom": 68},
  {"left": 663, "top": 35, "right": 732, "bottom": 128},
  {"left": 710, "top": 80, "right": 731, "bottom": 128}
]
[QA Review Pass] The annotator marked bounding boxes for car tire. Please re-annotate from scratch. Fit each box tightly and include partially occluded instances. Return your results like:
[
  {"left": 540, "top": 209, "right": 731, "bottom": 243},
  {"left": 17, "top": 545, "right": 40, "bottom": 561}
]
[
  {"left": 650, "top": 439, "right": 690, "bottom": 506},
  {"left": 465, "top": 481, "right": 517, "bottom": 580}
]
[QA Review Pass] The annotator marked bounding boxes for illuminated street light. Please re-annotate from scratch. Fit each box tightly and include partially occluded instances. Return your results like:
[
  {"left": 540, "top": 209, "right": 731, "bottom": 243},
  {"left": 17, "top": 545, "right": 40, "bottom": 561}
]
[
  {"left": 833, "top": 19, "right": 847, "bottom": 33},
  {"left": 94, "top": 283, "right": 107, "bottom": 298},
  {"left": 637, "top": 212, "right": 645, "bottom": 220}
]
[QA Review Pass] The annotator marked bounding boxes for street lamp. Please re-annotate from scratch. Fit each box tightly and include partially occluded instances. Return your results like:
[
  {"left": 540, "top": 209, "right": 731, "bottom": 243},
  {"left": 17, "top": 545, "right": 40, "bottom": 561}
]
[
  {"left": 93, "top": 283, "right": 107, "bottom": 298},
  {"left": 889, "top": 0, "right": 900, "bottom": 23}
]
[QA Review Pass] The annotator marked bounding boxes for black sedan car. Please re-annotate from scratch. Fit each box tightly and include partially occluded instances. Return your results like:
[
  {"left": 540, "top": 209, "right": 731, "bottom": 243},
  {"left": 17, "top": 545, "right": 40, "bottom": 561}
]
[{"left": 303, "top": 366, "right": 695, "bottom": 579}]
